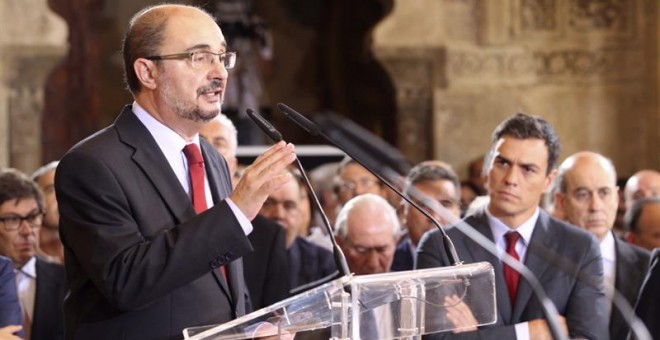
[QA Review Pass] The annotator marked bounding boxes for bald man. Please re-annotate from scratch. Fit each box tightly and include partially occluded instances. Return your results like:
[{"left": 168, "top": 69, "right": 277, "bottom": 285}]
[
  {"left": 624, "top": 169, "right": 660, "bottom": 209},
  {"left": 554, "top": 151, "right": 649, "bottom": 340}
]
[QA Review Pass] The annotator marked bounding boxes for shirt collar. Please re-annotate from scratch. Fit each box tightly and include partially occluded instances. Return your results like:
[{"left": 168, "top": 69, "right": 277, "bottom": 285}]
[
  {"left": 600, "top": 230, "right": 616, "bottom": 262},
  {"left": 18, "top": 256, "right": 37, "bottom": 279},
  {"left": 485, "top": 206, "right": 539, "bottom": 246},
  {"left": 132, "top": 101, "right": 200, "bottom": 156}
]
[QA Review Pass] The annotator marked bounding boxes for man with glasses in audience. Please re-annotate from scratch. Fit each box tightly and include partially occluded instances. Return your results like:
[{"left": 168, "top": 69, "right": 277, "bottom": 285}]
[
  {"left": 55, "top": 4, "right": 296, "bottom": 339},
  {"left": 334, "top": 193, "right": 401, "bottom": 338},
  {"left": 335, "top": 158, "right": 385, "bottom": 206},
  {"left": 392, "top": 161, "right": 462, "bottom": 271},
  {"left": 0, "top": 169, "right": 66, "bottom": 340}
]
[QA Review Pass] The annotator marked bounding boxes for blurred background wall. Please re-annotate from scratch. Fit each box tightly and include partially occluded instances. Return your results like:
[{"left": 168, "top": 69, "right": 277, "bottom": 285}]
[{"left": 1, "top": 0, "right": 658, "bottom": 180}]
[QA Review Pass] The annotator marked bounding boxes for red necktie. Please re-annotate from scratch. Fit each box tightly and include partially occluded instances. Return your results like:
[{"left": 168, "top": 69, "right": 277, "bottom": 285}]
[
  {"left": 183, "top": 144, "right": 227, "bottom": 281},
  {"left": 503, "top": 231, "right": 521, "bottom": 306},
  {"left": 183, "top": 144, "right": 208, "bottom": 214}
]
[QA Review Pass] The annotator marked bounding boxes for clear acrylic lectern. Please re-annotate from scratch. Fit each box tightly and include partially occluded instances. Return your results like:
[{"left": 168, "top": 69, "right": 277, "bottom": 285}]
[{"left": 183, "top": 262, "right": 496, "bottom": 339}]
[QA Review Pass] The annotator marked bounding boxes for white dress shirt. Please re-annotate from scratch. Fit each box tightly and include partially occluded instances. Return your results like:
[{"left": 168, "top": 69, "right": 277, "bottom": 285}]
[
  {"left": 600, "top": 231, "right": 616, "bottom": 317},
  {"left": 132, "top": 101, "right": 252, "bottom": 235},
  {"left": 15, "top": 256, "right": 37, "bottom": 321}
]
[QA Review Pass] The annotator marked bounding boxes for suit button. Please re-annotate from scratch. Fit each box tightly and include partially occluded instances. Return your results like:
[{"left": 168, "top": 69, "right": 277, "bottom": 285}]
[{"left": 210, "top": 259, "right": 221, "bottom": 269}]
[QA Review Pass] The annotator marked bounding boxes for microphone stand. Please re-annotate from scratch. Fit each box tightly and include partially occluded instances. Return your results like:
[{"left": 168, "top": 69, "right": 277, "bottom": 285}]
[
  {"left": 246, "top": 109, "right": 351, "bottom": 280},
  {"left": 277, "top": 103, "right": 570, "bottom": 340}
]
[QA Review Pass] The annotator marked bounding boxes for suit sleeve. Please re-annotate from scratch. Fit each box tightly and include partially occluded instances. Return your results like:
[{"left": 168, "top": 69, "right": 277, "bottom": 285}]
[
  {"left": 56, "top": 148, "right": 253, "bottom": 311},
  {"left": 0, "top": 258, "right": 22, "bottom": 330},
  {"left": 564, "top": 236, "right": 609, "bottom": 340}
]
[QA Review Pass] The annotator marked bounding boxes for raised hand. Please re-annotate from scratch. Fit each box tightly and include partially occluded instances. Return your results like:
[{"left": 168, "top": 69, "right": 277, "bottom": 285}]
[{"left": 230, "top": 141, "right": 296, "bottom": 220}]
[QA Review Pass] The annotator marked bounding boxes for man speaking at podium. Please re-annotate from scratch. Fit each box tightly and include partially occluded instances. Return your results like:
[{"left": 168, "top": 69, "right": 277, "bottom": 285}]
[
  {"left": 55, "top": 4, "right": 295, "bottom": 339},
  {"left": 417, "top": 113, "right": 608, "bottom": 339}
]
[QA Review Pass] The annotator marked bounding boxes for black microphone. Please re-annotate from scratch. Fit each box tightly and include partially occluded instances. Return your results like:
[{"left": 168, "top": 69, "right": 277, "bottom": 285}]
[
  {"left": 245, "top": 108, "right": 351, "bottom": 280},
  {"left": 278, "top": 103, "right": 571, "bottom": 340},
  {"left": 278, "top": 103, "right": 461, "bottom": 266}
]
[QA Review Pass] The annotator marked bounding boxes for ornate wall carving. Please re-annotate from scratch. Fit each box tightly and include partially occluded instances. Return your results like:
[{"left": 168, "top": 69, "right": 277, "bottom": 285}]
[{"left": 375, "top": 0, "right": 657, "bottom": 178}]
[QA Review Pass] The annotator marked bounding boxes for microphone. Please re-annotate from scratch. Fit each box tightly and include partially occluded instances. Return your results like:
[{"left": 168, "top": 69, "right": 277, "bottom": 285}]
[
  {"left": 278, "top": 104, "right": 570, "bottom": 340},
  {"left": 245, "top": 108, "right": 351, "bottom": 280},
  {"left": 278, "top": 103, "right": 461, "bottom": 266}
]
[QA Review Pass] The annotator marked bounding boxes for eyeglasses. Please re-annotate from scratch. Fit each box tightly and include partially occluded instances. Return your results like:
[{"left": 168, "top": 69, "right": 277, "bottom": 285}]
[
  {"left": 347, "top": 243, "right": 394, "bottom": 256},
  {"left": 0, "top": 211, "right": 43, "bottom": 232},
  {"left": 337, "top": 178, "right": 380, "bottom": 192},
  {"left": 145, "top": 51, "right": 237, "bottom": 70},
  {"left": 412, "top": 196, "right": 459, "bottom": 212}
]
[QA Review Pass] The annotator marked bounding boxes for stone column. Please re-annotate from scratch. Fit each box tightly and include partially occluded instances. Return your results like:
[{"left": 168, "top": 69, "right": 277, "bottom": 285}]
[{"left": 0, "top": 0, "right": 67, "bottom": 172}]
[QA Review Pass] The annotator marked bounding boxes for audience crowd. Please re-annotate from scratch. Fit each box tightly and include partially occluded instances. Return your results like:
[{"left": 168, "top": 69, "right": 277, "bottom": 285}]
[{"left": 2, "top": 111, "right": 658, "bottom": 339}]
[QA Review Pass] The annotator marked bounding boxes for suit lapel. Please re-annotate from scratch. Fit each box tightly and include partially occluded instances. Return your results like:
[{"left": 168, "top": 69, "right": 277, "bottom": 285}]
[
  {"left": 614, "top": 237, "right": 640, "bottom": 303},
  {"left": 512, "top": 211, "right": 554, "bottom": 321},
  {"left": 199, "top": 140, "right": 234, "bottom": 301},
  {"left": 461, "top": 213, "right": 513, "bottom": 324},
  {"left": 115, "top": 107, "right": 196, "bottom": 225}
]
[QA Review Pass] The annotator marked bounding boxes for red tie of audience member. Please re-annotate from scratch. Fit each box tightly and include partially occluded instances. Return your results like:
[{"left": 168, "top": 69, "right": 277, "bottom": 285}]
[
  {"left": 503, "top": 231, "right": 521, "bottom": 307},
  {"left": 183, "top": 144, "right": 227, "bottom": 282}
]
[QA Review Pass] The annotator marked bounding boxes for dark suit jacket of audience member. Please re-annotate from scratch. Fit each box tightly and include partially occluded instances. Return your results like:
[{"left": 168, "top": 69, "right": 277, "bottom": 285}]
[
  {"left": 0, "top": 255, "right": 22, "bottom": 335},
  {"left": 609, "top": 237, "right": 649, "bottom": 340},
  {"left": 417, "top": 209, "right": 608, "bottom": 340},
  {"left": 288, "top": 237, "right": 337, "bottom": 291},
  {"left": 32, "top": 258, "right": 68, "bottom": 340},
  {"left": 56, "top": 107, "right": 253, "bottom": 339},
  {"left": 633, "top": 248, "right": 659, "bottom": 340},
  {"left": 243, "top": 215, "right": 291, "bottom": 310},
  {"left": 391, "top": 235, "right": 414, "bottom": 272}
]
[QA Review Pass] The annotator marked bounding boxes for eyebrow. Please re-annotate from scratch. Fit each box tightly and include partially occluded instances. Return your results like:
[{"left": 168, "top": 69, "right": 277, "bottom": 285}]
[
  {"left": 184, "top": 42, "right": 227, "bottom": 53},
  {"left": 495, "top": 154, "right": 541, "bottom": 171}
]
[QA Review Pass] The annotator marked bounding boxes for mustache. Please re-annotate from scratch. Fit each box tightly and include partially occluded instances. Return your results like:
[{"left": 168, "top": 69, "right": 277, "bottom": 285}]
[{"left": 197, "top": 79, "right": 223, "bottom": 96}]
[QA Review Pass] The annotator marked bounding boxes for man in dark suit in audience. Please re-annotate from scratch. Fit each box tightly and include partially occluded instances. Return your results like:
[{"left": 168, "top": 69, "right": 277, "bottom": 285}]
[
  {"left": 553, "top": 151, "right": 650, "bottom": 340},
  {"left": 260, "top": 168, "right": 336, "bottom": 292},
  {"left": 392, "top": 161, "right": 461, "bottom": 271},
  {"left": 55, "top": 4, "right": 296, "bottom": 339},
  {"left": 417, "top": 113, "right": 608, "bottom": 339},
  {"left": 0, "top": 169, "right": 67, "bottom": 340},
  {"left": 200, "top": 114, "right": 291, "bottom": 309}
]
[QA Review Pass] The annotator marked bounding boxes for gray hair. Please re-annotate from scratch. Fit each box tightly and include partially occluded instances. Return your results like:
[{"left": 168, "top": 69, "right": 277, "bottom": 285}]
[
  {"left": 214, "top": 113, "right": 238, "bottom": 157},
  {"left": 334, "top": 193, "right": 400, "bottom": 241},
  {"left": 31, "top": 161, "right": 59, "bottom": 181},
  {"left": 625, "top": 196, "right": 660, "bottom": 234}
]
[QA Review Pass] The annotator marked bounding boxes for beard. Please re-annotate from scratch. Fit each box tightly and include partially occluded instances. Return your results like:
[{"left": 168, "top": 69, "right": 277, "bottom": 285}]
[{"left": 160, "top": 72, "right": 223, "bottom": 123}]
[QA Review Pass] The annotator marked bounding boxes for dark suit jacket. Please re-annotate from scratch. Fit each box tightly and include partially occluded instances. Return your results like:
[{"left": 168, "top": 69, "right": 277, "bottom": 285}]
[
  {"left": 0, "top": 256, "right": 21, "bottom": 333},
  {"left": 32, "top": 259, "right": 67, "bottom": 340},
  {"left": 288, "top": 237, "right": 336, "bottom": 291},
  {"left": 391, "top": 236, "right": 414, "bottom": 272},
  {"left": 55, "top": 106, "right": 253, "bottom": 340},
  {"left": 416, "top": 209, "right": 608, "bottom": 339},
  {"left": 633, "top": 248, "right": 659, "bottom": 340},
  {"left": 243, "top": 215, "right": 290, "bottom": 310},
  {"left": 609, "top": 238, "right": 649, "bottom": 340}
]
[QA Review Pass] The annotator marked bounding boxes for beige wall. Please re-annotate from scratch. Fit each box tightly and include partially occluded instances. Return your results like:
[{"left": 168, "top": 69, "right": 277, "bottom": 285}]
[
  {"left": 0, "top": 0, "right": 67, "bottom": 172},
  {"left": 375, "top": 0, "right": 659, "bottom": 179},
  {"left": 1, "top": 0, "right": 658, "bottom": 179}
]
